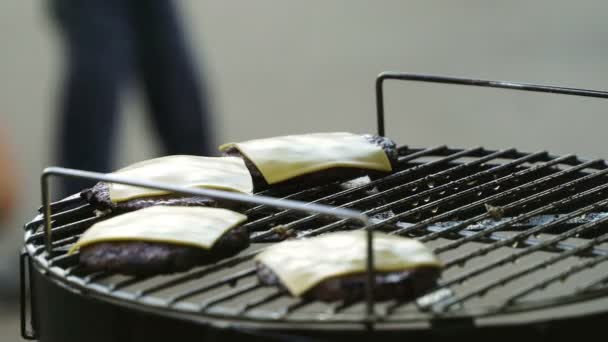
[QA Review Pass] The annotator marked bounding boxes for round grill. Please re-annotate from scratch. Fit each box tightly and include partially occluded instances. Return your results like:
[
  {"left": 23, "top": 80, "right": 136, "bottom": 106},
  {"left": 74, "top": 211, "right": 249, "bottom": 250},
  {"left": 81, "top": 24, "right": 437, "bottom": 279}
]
[
  {"left": 22, "top": 146, "right": 608, "bottom": 329},
  {"left": 20, "top": 74, "right": 608, "bottom": 340}
]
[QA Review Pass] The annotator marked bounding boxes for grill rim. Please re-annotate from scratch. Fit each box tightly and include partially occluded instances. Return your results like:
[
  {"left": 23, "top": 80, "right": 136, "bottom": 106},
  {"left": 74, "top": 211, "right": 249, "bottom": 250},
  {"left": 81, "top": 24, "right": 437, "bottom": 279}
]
[{"left": 24, "top": 253, "right": 608, "bottom": 333}]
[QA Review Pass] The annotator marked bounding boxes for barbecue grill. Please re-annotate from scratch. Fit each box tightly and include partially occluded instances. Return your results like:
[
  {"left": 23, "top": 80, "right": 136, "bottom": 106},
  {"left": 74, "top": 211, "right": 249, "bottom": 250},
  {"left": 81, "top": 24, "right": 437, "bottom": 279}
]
[{"left": 20, "top": 73, "right": 608, "bottom": 341}]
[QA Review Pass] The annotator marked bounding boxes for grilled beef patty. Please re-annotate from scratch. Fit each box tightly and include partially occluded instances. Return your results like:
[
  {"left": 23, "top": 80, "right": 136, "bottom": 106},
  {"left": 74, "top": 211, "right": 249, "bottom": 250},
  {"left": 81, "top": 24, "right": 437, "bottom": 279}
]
[
  {"left": 79, "top": 226, "right": 249, "bottom": 275},
  {"left": 257, "top": 263, "right": 440, "bottom": 302},
  {"left": 81, "top": 182, "right": 238, "bottom": 213},
  {"left": 222, "top": 134, "right": 399, "bottom": 191}
]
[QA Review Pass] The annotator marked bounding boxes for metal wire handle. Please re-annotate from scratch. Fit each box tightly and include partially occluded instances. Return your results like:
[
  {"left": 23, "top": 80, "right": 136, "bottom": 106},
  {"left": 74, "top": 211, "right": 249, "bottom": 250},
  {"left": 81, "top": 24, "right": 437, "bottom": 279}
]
[
  {"left": 375, "top": 73, "right": 608, "bottom": 137},
  {"left": 39, "top": 167, "right": 377, "bottom": 324}
]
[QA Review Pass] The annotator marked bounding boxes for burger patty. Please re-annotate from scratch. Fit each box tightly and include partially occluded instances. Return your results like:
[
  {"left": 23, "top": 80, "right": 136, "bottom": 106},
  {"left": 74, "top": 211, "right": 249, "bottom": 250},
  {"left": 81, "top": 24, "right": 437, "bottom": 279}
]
[
  {"left": 81, "top": 182, "right": 235, "bottom": 213},
  {"left": 79, "top": 226, "right": 249, "bottom": 275},
  {"left": 222, "top": 134, "right": 399, "bottom": 191},
  {"left": 80, "top": 134, "right": 398, "bottom": 207},
  {"left": 256, "top": 262, "right": 440, "bottom": 302}
]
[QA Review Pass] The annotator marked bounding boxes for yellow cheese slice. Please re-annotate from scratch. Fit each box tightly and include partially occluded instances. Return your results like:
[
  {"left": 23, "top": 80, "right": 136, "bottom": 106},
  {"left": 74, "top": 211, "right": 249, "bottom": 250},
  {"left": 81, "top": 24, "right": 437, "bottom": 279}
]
[
  {"left": 255, "top": 231, "right": 441, "bottom": 297},
  {"left": 108, "top": 156, "right": 253, "bottom": 203},
  {"left": 218, "top": 132, "right": 392, "bottom": 185},
  {"left": 68, "top": 206, "right": 247, "bottom": 254}
]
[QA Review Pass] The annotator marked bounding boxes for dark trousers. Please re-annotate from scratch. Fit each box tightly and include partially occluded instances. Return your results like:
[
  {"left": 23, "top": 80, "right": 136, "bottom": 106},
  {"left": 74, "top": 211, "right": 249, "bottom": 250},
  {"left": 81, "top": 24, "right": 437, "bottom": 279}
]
[{"left": 49, "top": 0, "right": 213, "bottom": 196}]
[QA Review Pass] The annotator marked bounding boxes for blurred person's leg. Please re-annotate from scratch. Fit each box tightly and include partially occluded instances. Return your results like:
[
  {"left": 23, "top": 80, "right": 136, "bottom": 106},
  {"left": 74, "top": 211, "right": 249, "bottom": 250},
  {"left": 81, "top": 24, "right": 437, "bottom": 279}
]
[
  {"left": 129, "top": 0, "right": 214, "bottom": 157},
  {"left": 50, "top": 0, "right": 135, "bottom": 197}
]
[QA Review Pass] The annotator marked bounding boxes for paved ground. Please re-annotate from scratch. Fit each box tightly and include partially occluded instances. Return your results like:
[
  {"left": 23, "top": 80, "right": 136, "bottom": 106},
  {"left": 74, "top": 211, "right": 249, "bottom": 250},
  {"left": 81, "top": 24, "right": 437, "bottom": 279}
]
[
  {"left": 2, "top": 1, "right": 608, "bottom": 340},
  {"left": 0, "top": 303, "right": 20, "bottom": 341}
]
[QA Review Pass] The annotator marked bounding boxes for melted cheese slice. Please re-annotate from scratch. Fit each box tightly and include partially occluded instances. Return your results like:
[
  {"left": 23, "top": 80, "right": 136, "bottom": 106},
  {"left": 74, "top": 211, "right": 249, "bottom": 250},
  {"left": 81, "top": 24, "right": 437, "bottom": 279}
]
[
  {"left": 68, "top": 206, "right": 247, "bottom": 254},
  {"left": 255, "top": 231, "right": 441, "bottom": 297},
  {"left": 108, "top": 156, "right": 253, "bottom": 203},
  {"left": 218, "top": 132, "right": 392, "bottom": 185}
]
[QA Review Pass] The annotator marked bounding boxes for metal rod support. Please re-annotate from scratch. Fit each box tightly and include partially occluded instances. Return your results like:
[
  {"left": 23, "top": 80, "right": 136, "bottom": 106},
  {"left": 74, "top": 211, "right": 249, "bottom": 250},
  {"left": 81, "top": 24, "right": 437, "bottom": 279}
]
[
  {"left": 375, "top": 72, "right": 608, "bottom": 137},
  {"left": 20, "top": 251, "right": 37, "bottom": 340},
  {"left": 365, "top": 227, "right": 375, "bottom": 322}
]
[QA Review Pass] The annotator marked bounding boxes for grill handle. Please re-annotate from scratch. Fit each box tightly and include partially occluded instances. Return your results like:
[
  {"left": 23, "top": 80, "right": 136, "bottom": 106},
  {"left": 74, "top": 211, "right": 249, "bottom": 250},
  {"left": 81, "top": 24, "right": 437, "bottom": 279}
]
[
  {"left": 375, "top": 73, "right": 608, "bottom": 137},
  {"left": 20, "top": 250, "right": 38, "bottom": 340},
  {"left": 39, "top": 167, "right": 378, "bottom": 325}
]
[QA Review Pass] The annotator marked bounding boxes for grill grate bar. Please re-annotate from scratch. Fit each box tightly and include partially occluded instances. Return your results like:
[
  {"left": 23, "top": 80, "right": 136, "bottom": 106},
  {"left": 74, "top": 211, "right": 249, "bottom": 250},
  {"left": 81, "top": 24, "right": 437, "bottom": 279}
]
[
  {"left": 47, "top": 253, "right": 79, "bottom": 268},
  {"left": 434, "top": 206, "right": 608, "bottom": 292},
  {"left": 505, "top": 249, "right": 608, "bottom": 305},
  {"left": 82, "top": 271, "right": 110, "bottom": 285},
  {"left": 442, "top": 183, "right": 608, "bottom": 267},
  {"left": 277, "top": 299, "right": 313, "bottom": 319},
  {"left": 28, "top": 216, "right": 100, "bottom": 244},
  {"left": 34, "top": 235, "right": 81, "bottom": 256},
  {"left": 434, "top": 220, "right": 608, "bottom": 311},
  {"left": 237, "top": 290, "right": 284, "bottom": 314},
  {"left": 436, "top": 227, "right": 608, "bottom": 257},
  {"left": 329, "top": 300, "right": 359, "bottom": 314},
  {"left": 411, "top": 159, "right": 605, "bottom": 241},
  {"left": 44, "top": 193, "right": 84, "bottom": 213},
  {"left": 246, "top": 146, "right": 480, "bottom": 232},
  {"left": 244, "top": 146, "right": 447, "bottom": 216},
  {"left": 297, "top": 153, "right": 577, "bottom": 240},
  {"left": 166, "top": 268, "right": 257, "bottom": 304},
  {"left": 108, "top": 276, "right": 153, "bottom": 292},
  {"left": 579, "top": 274, "right": 608, "bottom": 292},
  {"left": 46, "top": 204, "right": 94, "bottom": 225},
  {"left": 63, "top": 264, "right": 83, "bottom": 277},
  {"left": 199, "top": 282, "right": 262, "bottom": 311}
]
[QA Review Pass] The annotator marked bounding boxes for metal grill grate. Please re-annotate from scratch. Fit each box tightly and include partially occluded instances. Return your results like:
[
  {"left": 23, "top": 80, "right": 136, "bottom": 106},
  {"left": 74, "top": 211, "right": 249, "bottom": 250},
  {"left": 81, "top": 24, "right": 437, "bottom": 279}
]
[
  {"left": 23, "top": 146, "right": 608, "bottom": 324},
  {"left": 21, "top": 73, "right": 608, "bottom": 337}
]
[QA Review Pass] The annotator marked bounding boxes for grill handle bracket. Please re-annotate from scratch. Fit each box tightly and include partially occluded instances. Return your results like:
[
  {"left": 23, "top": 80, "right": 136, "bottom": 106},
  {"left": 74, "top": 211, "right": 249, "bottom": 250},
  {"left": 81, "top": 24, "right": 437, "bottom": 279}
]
[
  {"left": 375, "top": 72, "right": 608, "bottom": 137},
  {"left": 20, "top": 250, "right": 38, "bottom": 340},
  {"left": 39, "top": 167, "right": 379, "bottom": 326}
]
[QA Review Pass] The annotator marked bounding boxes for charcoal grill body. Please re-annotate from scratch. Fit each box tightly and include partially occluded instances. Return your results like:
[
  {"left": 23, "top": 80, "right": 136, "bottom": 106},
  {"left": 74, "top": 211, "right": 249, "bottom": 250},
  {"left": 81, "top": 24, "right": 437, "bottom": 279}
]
[
  {"left": 27, "top": 262, "right": 608, "bottom": 342},
  {"left": 21, "top": 74, "right": 608, "bottom": 341}
]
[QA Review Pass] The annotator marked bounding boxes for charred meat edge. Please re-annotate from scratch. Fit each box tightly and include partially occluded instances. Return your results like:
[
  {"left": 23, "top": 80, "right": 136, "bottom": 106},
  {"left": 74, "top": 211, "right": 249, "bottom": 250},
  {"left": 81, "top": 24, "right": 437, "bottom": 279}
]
[
  {"left": 222, "top": 134, "right": 399, "bottom": 191},
  {"left": 257, "top": 262, "right": 440, "bottom": 302},
  {"left": 81, "top": 182, "right": 243, "bottom": 213},
  {"left": 80, "top": 134, "right": 397, "bottom": 208},
  {"left": 79, "top": 226, "right": 249, "bottom": 275}
]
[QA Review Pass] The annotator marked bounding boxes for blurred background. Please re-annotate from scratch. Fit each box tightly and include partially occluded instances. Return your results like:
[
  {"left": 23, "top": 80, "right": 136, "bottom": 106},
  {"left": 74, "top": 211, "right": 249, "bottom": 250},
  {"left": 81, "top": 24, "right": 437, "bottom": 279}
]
[{"left": 1, "top": 0, "right": 608, "bottom": 340}]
